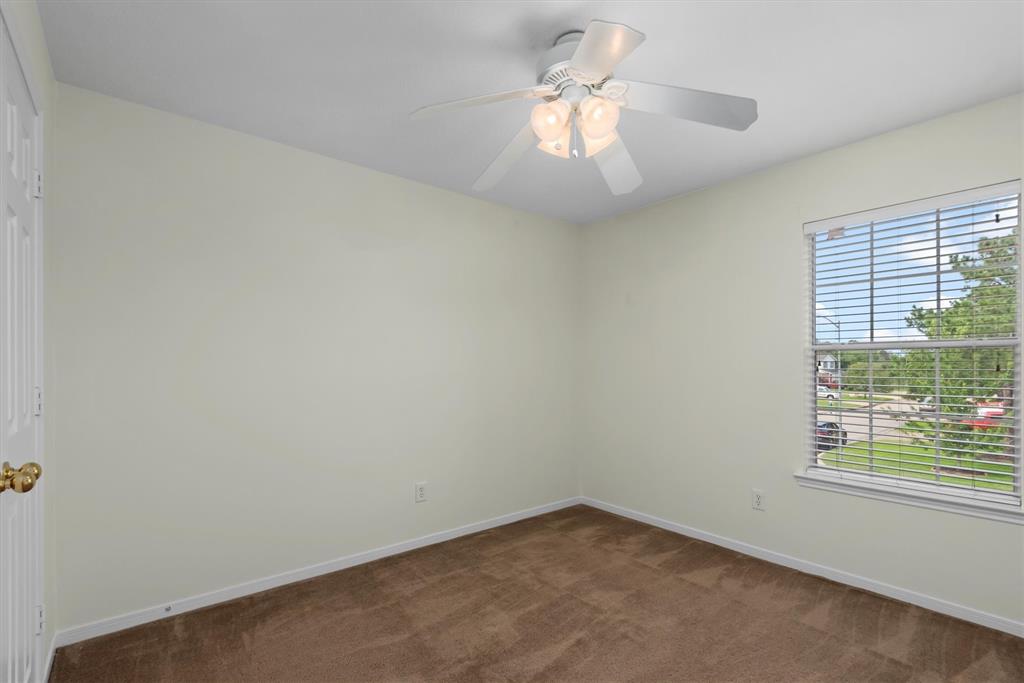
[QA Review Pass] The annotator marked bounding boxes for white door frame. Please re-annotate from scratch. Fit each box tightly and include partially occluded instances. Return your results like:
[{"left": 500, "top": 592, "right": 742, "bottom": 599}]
[
  {"left": 0, "top": 4, "right": 44, "bottom": 115},
  {"left": 0, "top": 3, "right": 46, "bottom": 681}
]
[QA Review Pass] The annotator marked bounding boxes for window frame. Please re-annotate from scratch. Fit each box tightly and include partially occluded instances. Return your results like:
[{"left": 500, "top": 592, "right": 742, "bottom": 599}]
[{"left": 796, "top": 181, "right": 1024, "bottom": 525}]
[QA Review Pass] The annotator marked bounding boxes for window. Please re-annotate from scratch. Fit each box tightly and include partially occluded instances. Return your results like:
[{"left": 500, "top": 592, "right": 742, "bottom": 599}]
[{"left": 798, "top": 182, "right": 1023, "bottom": 523}]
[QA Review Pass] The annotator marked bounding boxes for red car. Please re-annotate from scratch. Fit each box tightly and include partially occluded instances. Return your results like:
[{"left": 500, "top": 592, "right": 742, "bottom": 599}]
[{"left": 961, "top": 403, "right": 1005, "bottom": 430}]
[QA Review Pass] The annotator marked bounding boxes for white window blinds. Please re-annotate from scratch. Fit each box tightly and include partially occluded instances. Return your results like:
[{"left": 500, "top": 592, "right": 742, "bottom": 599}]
[{"left": 807, "top": 181, "right": 1021, "bottom": 506}]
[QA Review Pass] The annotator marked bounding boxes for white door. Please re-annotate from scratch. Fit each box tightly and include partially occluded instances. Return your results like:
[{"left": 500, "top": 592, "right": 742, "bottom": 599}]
[{"left": 0, "top": 10, "right": 43, "bottom": 683}]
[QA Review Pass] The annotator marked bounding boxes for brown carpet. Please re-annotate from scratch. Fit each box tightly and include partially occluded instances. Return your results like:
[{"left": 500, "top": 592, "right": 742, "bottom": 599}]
[{"left": 51, "top": 505, "right": 1023, "bottom": 682}]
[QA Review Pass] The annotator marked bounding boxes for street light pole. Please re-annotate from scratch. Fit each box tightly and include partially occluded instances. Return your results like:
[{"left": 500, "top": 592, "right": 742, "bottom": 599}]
[
  {"left": 819, "top": 312, "right": 841, "bottom": 343},
  {"left": 818, "top": 313, "right": 841, "bottom": 389}
]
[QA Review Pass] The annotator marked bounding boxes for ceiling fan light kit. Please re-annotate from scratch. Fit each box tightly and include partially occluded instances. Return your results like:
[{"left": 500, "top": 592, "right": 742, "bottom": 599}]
[{"left": 412, "top": 20, "right": 758, "bottom": 196}]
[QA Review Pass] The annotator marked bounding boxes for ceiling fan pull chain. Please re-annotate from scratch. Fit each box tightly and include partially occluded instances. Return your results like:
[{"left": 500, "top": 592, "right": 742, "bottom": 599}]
[{"left": 569, "top": 114, "right": 582, "bottom": 160}]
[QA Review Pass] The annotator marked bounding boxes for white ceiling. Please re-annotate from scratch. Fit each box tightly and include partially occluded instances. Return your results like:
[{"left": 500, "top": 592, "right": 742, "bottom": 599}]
[{"left": 38, "top": 1, "right": 1024, "bottom": 224}]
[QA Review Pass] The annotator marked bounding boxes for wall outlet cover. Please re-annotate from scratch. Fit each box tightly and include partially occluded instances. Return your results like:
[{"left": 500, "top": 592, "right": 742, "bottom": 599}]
[{"left": 752, "top": 488, "right": 765, "bottom": 511}]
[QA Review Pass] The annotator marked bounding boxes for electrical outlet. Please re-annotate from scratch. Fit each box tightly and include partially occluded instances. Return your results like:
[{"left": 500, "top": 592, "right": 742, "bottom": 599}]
[
  {"left": 751, "top": 488, "right": 765, "bottom": 511},
  {"left": 414, "top": 481, "right": 428, "bottom": 503}
]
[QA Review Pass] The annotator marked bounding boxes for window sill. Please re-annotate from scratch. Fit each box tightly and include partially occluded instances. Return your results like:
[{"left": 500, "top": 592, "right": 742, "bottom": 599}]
[{"left": 794, "top": 469, "right": 1024, "bottom": 525}]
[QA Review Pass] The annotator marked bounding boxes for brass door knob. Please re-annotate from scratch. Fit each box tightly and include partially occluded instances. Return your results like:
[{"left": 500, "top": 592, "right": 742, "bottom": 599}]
[{"left": 0, "top": 461, "right": 41, "bottom": 494}]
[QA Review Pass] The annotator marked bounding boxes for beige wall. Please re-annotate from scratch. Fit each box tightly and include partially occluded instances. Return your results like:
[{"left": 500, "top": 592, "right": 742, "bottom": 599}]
[
  {"left": 580, "top": 94, "right": 1024, "bottom": 624},
  {"left": 50, "top": 83, "right": 581, "bottom": 630}
]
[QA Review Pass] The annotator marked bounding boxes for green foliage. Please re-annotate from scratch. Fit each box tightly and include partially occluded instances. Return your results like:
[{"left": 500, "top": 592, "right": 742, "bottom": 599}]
[
  {"left": 835, "top": 349, "right": 908, "bottom": 394},
  {"left": 901, "top": 229, "right": 1017, "bottom": 413},
  {"left": 898, "top": 226, "right": 1017, "bottom": 464},
  {"left": 905, "top": 231, "right": 1017, "bottom": 342}
]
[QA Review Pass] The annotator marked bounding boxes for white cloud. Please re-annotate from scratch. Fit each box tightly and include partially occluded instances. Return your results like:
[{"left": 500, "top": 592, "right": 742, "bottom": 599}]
[
  {"left": 918, "top": 296, "right": 955, "bottom": 311},
  {"left": 872, "top": 326, "right": 926, "bottom": 342},
  {"left": 892, "top": 210, "right": 1017, "bottom": 266}
]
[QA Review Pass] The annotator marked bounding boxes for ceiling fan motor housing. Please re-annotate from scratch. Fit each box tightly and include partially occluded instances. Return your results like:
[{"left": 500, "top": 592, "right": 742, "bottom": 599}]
[{"left": 537, "top": 31, "right": 591, "bottom": 95}]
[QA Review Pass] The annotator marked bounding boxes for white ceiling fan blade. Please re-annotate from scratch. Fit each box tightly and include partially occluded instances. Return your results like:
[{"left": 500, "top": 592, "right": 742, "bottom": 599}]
[
  {"left": 473, "top": 124, "right": 536, "bottom": 192},
  {"left": 569, "top": 20, "right": 645, "bottom": 84},
  {"left": 410, "top": 85, "right": 555, "bottom": 119},
  {"left": 593, "top": 135, "right": 642, "bottom": 195},
  {"left": 611, "top": 80, "right": 758, "bottom": 131}
]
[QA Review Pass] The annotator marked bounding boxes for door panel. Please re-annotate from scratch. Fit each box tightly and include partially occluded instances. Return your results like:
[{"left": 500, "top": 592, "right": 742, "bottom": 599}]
[{"left": 0, "top": 12, "right": 41, "bottom": 683}]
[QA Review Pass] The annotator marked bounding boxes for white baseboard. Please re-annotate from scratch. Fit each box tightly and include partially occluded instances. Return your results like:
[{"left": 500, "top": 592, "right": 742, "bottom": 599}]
[
  {"left": 53, "top": 494, "right": 1023, "bottom": 651},
  {"left": 54, "top": 496, "right": 583, "bottom": 648},
  {"left": 580, "top": 496, "right": 1024, "bottom": 639}
]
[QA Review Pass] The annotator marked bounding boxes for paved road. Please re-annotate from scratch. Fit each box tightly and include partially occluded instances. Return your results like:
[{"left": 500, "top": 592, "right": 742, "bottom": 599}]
[{"left": 817, "top": 398, "right": 920, "bottom": 442}]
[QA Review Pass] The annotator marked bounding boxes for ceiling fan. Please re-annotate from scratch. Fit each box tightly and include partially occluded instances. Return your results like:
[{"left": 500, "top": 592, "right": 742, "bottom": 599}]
[{"left": 411, "top": 20, "right": 758, "bottom": 196}]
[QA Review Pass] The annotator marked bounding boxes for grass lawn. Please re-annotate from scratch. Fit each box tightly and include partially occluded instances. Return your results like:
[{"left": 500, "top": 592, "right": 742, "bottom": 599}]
[
  {"left": 840, "top": 393, "right": 899, "bottom": 402},
  {"left": 819, "top": 439, "right": 1015, "bottom": 493}
]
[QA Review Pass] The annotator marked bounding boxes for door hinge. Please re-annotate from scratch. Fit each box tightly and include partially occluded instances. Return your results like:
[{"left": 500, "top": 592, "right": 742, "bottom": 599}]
[
  {"left": 33, "top": 386, "right": 42, "bottom": 416},
  {"left": 32, "top": 170, "right": 42, "bottom": 199},
  {"left": 35, "top": 604, "right": 44, "bottom": 636}
]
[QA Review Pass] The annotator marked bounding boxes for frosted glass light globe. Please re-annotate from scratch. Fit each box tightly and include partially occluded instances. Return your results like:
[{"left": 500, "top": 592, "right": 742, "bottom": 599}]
[
  {"left": 530, "top": 99, "right": 571, "bottom": 142},
  {"left": 578, "top": 96, "right": 620, "bottom": 140}
]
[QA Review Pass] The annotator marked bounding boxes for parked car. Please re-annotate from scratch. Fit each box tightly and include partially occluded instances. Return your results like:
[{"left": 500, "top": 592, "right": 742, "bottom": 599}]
[
  {"left": 961, "top": 417, "right": 999, "bottom": 430},
  {"left": 961, "top": 403, "right": 1005, "bottom": 430},
  {"left": 816, "top": 385, "right": 836, "bottom": 400},
  {"left": 816, "top": 421, "right": 848, "bottom": 451},
  {"left": 976, "top": 402, "right": 1006, "bottom": 418},
  {"left": 917, "top": 396, "right": 937, "bottom": 412}
]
